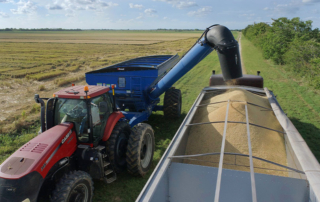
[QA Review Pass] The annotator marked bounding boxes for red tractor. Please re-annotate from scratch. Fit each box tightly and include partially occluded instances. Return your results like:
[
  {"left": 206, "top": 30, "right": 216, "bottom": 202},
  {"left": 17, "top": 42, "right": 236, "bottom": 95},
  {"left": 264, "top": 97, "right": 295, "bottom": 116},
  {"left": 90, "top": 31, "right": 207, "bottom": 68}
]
[{"left": 0, "top": 85, "right": 155, "bottom": 202}]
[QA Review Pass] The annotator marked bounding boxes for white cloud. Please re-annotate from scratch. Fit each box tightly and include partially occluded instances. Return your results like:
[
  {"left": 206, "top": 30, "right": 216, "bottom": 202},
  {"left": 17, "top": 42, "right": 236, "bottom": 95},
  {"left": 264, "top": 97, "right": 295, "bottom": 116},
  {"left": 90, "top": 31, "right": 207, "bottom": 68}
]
[
  {"left": 0, "top": 11, "right": 9, "bottom": 18},
  {"left": 11, "top": 1, "right": 37, "bottom": 15},
  {"left": 302, "top": 0, "right": 320, "bottom": 3},
  {"left": 175, "top": 1, "right": 197, "bottom": 9},
  {"left": 263, "top": 3, "right": 301, "bottom": 15},
  {"left": 65, "top": 13, "right": 75, "bottom": 17},
  {"left": 144, "top": 8, "right": 157, "bottom": 17},
  {"left": 0, "top": 0, "right": 13, "bottom": 3},
  {"left": 129, "top": 3, "right": 143, "bottom": 9},
  {"left": 76, "top": 0, "right": 96, "bottom": 5},
  {"left": 45, "top": 0, "right": 118, "bottom": 15},
  {"left": 154, "top": 0, "right": 197, "bottom": 9},
  {"left": 46, "top": 4, "right": 63, "bottom": 10},
  {"left": 188, "top": 6, "right": 212, "bottom": 17},
  {"left": 163, "top": 16, "right": 168, "bottom": 20},
  {"left": 100, "top": 2, "right": 118, "bottom": 7}
]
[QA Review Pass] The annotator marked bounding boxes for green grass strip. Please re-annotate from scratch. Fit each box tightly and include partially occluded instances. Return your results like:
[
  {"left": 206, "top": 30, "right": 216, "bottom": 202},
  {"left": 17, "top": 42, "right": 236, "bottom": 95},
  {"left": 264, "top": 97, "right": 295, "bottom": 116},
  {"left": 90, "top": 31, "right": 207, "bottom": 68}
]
[{"left": 241, "top": 35, "right": 320, "bottom": 161}]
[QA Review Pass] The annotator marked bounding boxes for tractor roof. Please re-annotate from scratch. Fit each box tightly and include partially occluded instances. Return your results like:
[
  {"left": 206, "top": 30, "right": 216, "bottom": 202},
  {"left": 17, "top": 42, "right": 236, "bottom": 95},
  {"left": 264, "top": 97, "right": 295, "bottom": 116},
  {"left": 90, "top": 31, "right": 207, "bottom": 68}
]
[{"left": 53, "top": 85, "right": 110, "bottom": 99}]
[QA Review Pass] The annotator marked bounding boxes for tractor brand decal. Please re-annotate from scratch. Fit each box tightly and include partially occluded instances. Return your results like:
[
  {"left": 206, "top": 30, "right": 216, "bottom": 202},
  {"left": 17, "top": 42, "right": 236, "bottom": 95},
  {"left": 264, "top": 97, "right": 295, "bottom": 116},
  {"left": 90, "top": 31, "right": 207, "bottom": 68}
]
[
  {"left": 41, "top": 145, "right": 59, "bottom": 171},
  {"left": 41, "top": 130, "right": 72, "bottom": 171},
  {"left": 62, "top": 130, "right": 72, "bottom": 144},
  {"left": 67, "top": 136, "right": 74, "bottom": 144}
]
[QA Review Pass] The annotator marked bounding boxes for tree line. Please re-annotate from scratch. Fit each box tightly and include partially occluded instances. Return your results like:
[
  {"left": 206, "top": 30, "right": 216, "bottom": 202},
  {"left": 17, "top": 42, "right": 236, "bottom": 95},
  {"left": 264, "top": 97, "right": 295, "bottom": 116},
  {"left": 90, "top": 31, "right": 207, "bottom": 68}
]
[
  {"left": 0, "top": 28, "right": 82, "bottom": 31},
  {"left": 243, "top": 17, "right": 320, "bottom": 89}
]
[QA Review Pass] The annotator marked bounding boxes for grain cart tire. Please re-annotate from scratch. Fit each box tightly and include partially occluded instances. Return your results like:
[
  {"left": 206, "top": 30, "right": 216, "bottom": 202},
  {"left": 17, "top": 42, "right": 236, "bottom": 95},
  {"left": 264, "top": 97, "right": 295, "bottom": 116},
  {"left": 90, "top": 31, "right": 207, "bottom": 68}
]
[
  {"left": 107, "top": 121, "right": 131, "bottom": 173},
  {"left": 51, "top": 170, "right": 93, "bottom": 202},
  {"left": 163, "top": 88, "right": 182, "bottom": 118},
  {"left": 126, "top": 123, "right": 155, "bottom": 176}
]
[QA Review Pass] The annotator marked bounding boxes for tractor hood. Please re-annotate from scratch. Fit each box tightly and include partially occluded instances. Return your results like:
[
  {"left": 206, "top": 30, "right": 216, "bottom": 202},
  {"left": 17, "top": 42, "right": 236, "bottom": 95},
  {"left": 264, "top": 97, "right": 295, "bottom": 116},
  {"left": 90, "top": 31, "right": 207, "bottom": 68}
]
[{"left": 0, "top": 123, "right": 76, "bottom": 180}]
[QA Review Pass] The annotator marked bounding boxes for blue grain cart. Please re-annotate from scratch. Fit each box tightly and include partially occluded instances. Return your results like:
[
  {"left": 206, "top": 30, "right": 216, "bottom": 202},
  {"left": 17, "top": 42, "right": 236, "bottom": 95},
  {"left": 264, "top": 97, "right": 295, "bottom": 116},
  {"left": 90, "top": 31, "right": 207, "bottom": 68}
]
[
  {"left": 86, "top": 55, "right": 180, "bottom": 126},
  {"left": 86, "top": 25, "right": 242, "bottom": 128}
]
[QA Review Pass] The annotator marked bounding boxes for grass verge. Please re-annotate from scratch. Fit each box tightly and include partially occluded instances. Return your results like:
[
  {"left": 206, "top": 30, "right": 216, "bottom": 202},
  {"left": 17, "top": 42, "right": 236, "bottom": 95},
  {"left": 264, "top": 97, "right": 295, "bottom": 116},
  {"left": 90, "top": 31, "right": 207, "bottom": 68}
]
[{"left": 241, "top": 35, "right": 320, "bottom": 161}]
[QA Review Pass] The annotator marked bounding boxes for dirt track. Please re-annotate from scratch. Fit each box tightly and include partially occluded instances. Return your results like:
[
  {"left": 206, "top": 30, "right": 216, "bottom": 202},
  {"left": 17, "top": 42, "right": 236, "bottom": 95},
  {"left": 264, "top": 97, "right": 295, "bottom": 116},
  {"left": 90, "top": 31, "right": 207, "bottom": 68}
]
[{"left": 238, "top": 33, "right": 247, "bottom": 75}]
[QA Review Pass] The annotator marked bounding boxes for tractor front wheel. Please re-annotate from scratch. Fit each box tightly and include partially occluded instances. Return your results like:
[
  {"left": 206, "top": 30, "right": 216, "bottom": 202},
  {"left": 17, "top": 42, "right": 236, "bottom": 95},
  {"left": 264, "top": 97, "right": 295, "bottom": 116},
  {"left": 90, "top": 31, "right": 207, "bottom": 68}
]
[
  {"left": 126, "top": 123, "right": 155, "bottom": 176},
  {"left": 51, "top": 170, "right": 93, "bottom": 202},
  {"left": 163, "top": 88, "right": 182, "bottom": 118},
  {"left": 107, "top": 122, "right": 131, "bottom": 173}
]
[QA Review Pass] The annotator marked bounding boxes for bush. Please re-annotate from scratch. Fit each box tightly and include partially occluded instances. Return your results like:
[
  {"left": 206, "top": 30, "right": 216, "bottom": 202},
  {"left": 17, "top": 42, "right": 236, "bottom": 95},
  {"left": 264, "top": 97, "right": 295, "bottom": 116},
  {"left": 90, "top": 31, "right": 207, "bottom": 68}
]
[
  {"left": 243, "top": 17, "right": 320, "bottom": 88},
  {"left": 38, "top": 85, "right": 46, "bottom": 91}
]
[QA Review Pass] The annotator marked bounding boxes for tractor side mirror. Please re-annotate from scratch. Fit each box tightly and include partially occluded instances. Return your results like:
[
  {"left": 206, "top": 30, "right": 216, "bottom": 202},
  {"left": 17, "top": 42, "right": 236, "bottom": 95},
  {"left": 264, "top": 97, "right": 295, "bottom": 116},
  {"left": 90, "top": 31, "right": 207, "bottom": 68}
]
[{"left": 99, "top": 102, "right": 108, "bottom": 113}]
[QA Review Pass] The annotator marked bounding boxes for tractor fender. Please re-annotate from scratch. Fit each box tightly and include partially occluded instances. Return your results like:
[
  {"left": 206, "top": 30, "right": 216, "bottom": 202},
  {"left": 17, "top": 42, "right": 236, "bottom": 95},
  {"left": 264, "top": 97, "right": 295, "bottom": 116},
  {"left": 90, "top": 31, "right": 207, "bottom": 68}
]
[{"left": 102, "top": 111, "right": 125, "bottom": 141}]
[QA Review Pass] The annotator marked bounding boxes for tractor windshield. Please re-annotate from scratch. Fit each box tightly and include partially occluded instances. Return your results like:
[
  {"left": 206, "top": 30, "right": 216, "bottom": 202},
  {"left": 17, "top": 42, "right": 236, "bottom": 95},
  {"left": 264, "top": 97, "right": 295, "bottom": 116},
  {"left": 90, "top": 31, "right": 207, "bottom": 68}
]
[{"left": 54, "top": 99, "right": 89, "bottom": 142}]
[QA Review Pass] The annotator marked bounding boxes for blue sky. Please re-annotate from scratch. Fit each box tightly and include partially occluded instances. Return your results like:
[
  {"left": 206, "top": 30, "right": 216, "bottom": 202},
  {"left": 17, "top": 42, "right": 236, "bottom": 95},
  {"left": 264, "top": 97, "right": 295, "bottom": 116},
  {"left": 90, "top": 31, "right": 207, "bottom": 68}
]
[{"left": 0, "top": 0, "right": 320, "bottom": 29}]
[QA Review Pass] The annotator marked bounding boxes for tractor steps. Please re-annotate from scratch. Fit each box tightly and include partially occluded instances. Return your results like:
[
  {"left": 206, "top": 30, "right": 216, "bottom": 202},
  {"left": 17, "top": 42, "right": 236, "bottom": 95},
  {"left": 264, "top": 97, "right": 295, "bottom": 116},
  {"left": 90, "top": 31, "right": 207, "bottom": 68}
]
[
  {"left": 100, "top": 150, "right": 117, "bottom": 184},
  {"left": 104, "top": 161, "right": 110, "bottom": 167},
  {"left": 105, "top": 169, "right": 113, "bottom": 175},
  {"left": 105, "top": 175, "right": 117, "bottom": 184}
]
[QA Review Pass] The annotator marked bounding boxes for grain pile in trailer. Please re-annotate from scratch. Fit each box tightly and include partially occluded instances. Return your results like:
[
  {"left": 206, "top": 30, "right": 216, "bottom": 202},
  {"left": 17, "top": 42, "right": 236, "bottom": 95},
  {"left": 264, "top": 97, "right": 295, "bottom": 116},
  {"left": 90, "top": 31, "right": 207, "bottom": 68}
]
[{"left": 184, "top": 89, "right": 288, "bottom": 176}]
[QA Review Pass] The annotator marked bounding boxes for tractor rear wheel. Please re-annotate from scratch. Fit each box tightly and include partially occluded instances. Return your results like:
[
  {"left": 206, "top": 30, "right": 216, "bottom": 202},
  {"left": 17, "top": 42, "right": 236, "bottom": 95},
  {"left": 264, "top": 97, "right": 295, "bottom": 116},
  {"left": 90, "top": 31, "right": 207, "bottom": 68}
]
[
  {"left": 163, "top": 88, "right": 182, "bottom": 118},
  {"left": 107, "top": 121, "right": 131, "bottom": 173},
  {"left": 126, "top": 123, "right": 155, "bottom": 176},
  {"left": 51, "top": 170, "right": 93, "bottom": 202}
]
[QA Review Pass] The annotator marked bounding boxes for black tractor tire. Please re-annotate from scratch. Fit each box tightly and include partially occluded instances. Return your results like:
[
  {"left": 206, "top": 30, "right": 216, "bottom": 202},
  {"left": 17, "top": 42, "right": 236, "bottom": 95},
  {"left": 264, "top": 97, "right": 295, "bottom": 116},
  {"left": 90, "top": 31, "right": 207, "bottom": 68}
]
[
  {"left": 163, "top": 88, "right": 182, "bottom": 119},
  {"left": 126, "top": 123, "right": 155, "bottom": 176},
  {"left": 51, "top": 170, "right": 93, "bottom": 202},
  {"left": 106, "top": 121, "right": 131, "bottom": 173}
]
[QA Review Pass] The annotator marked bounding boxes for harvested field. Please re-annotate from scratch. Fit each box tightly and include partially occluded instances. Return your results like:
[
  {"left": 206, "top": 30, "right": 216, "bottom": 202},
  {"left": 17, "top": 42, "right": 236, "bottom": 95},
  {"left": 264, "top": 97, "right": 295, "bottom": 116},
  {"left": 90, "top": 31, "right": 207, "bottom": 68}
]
[
  {"left": 0, "top": 30, "right": 202, "bottom": 44},
  {"left": 184, "top": 89, "right": 288, "bottom": 177},
  {"left": 0, "top": 33, "right": 198, "bottom": 123},
  {"left": 2, "top": 66, "right": 53, "bottom": 78},
  {"left": 26, "top": 70, "right": 65, "bottom": 81}
]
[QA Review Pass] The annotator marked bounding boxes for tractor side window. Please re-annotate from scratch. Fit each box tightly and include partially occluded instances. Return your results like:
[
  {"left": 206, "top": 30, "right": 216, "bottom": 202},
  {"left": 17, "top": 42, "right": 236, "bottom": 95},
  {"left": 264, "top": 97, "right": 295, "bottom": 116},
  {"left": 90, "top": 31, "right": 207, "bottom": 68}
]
[
  {"left": 91, "top": 94, "right": 111, "bottom": 142},
  {"left": 106, "top": 93, "right": 113, "bottom": 113}
]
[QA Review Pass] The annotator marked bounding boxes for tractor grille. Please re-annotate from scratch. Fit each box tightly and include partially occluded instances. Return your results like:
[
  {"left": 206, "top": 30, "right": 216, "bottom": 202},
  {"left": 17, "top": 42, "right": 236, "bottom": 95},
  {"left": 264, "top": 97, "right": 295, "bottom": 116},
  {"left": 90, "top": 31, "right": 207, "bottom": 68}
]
[
  {"left": 20, "top": 142, "right": 37, "bottom": 152},
  {"left": 20, "top": 142, "right": 48, "bottom": 154},
  {"left": 31, "top": 143, "right": 48, "bottom": 153}
]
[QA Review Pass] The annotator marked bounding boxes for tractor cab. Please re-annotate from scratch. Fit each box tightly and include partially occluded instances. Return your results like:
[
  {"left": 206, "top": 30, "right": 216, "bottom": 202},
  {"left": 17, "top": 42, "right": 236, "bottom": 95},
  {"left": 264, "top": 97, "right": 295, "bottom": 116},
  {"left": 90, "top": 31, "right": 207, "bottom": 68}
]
[{"left": 42, "top": 85, "right": 114, "bottom": 145}]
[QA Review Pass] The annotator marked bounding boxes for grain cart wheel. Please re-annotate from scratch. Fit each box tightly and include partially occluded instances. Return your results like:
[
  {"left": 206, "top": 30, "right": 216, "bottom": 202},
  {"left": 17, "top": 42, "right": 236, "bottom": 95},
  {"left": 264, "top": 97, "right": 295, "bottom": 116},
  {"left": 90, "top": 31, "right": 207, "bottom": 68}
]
[
  {"left": 107, "top": 121, "right": 131, "bottom": 173},
  {"left": 126, "top": 123, "right": 155, "bottom": 176},
  {"left": 51, "top": 171, "right": 93, "bottom": 202},
  {"left": 163, "top": 88, "right": 182, "bottom": 118}
]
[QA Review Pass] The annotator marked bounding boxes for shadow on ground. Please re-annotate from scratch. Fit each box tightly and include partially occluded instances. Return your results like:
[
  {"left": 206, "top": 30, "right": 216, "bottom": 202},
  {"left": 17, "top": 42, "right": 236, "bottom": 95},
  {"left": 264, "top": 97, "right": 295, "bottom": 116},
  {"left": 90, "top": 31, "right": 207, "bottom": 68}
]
[{"left": 290, "top": 117, "right": 320, "bottom": 162}]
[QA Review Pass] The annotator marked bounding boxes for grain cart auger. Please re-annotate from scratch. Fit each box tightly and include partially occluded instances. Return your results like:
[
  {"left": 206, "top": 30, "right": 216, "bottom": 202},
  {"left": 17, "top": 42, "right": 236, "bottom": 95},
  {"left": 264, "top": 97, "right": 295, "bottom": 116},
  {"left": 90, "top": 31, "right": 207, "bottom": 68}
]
[{"left": 0, "top": 25, "right": 242, "bottom": 202}]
